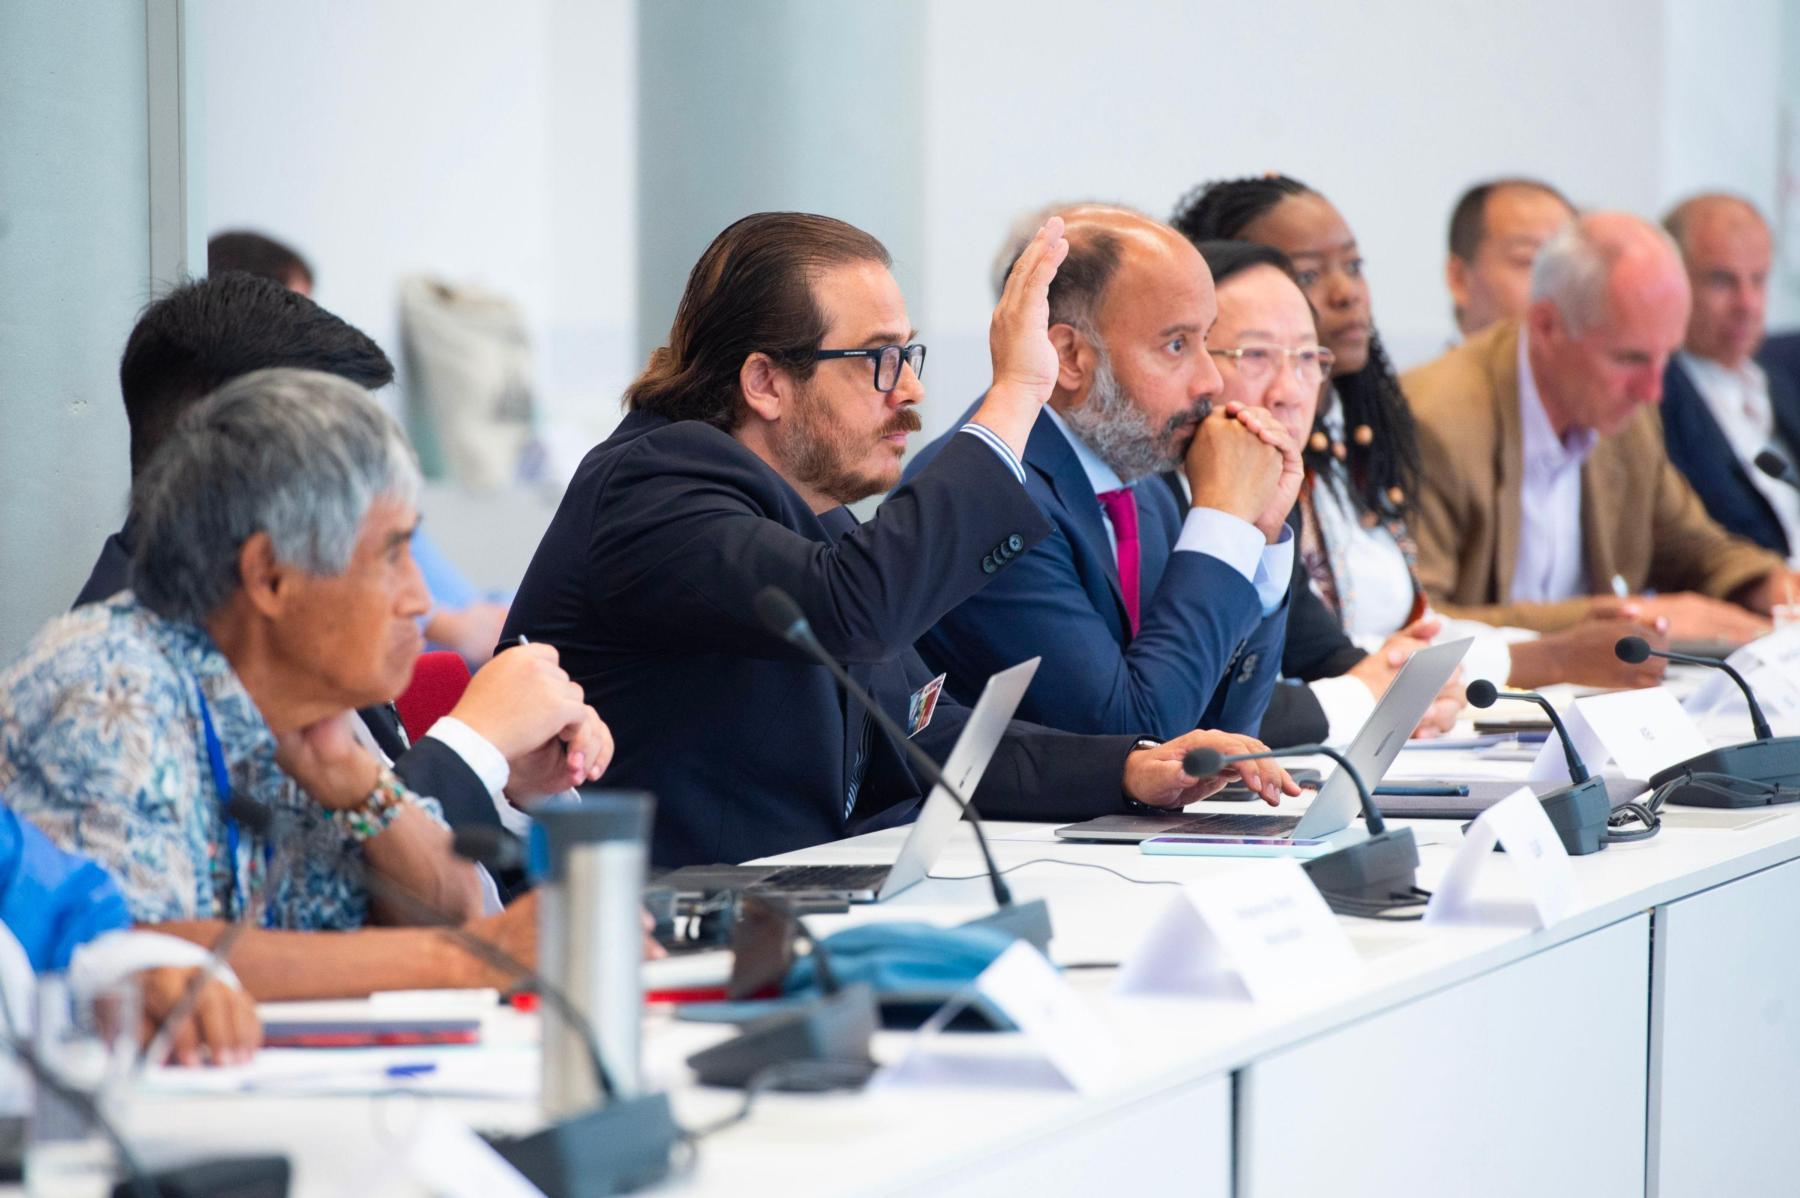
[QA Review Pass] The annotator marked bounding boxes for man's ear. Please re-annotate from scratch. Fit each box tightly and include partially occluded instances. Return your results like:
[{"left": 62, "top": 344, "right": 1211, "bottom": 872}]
[
  {"left": 739, "top": 353, "right": 791, "bottom": 424},
  {"left": 236, "top": 531, "right": 287, "bottom": 620},
  {"left": 1047, "top": 323, "right": 1098, "bottom": 399},
  {"left": 1525, "top": 297, "right": 1562, "bottom": 347},
  {"left": 1445, "top": 255, "right": 1470, "bottom": 321}
]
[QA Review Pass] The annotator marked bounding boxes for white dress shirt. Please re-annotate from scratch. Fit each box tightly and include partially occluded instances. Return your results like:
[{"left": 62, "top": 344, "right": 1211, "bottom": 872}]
[
  {"left": 1044, "top": 407, "right": 1293, "bottom": 615},
  {"left": 1511, "top": 329, "right": 1598, "bottom": 603},
  {"left": 1677, "top": 352, "right": 1800, "bottom": 564}
]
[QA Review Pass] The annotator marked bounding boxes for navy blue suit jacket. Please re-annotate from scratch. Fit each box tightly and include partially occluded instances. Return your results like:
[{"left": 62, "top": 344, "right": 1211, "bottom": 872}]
[
  {"left": 901, "top": 407, "right": 1286, "bottom": 741},
  {"left": 502, "top": 410, "right": 1142, "bottom": 869},
  {"left": 1661, "top": 356, "right": 1800, "bottom": 557}
]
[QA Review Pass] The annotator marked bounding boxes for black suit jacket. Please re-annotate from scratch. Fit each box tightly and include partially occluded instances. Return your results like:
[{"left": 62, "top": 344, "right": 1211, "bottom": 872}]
[
  {"left": 1664, "top": 350, "right": 1800, "bottom": 556},
  {"left": 502, "top": 410, "right": 1142, "bottom": 869},
  {"left": 73, "top": 527, "right": 501, "bottom": 837}
]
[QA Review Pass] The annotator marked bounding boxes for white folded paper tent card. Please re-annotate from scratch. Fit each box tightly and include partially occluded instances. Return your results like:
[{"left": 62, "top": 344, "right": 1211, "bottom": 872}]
[{"left": 1113, "top": 862, "right": 1360, "bottom": 1003}]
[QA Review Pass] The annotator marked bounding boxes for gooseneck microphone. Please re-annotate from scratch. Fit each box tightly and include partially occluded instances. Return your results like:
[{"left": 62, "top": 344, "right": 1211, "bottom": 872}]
[
  {"left": 1465, "top": 680, "right": 1591, "bottom": 782},
  {"left": 1181, "top": 743, "right": 1422, "bottom": 913},
  {"left": 1755, "top": 448, "right": 1800, "bottom": 489},
  {"left": 1614, "top": 636, "right": 1800, "bottom": 808},
  {"left": 1183, "top": 743, "right": 1383, "bottom": 833},
  {"left": 1464, "top": 681, "right": 1612, "bottom": 853},
  {"left": 1616, "top": 636, "right": 1773, "bottom": 739},
  {"left": 754, "top": 585, "right": 1015, "bottom": 910},
  {"left": 233, "top": 798, "right": 679, "bottom": 1196}
]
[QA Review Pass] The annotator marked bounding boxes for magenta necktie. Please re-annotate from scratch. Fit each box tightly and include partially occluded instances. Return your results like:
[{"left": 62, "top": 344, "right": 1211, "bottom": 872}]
[{"left": 1095, "top": 487, "right": 1141, "bottom": 637}]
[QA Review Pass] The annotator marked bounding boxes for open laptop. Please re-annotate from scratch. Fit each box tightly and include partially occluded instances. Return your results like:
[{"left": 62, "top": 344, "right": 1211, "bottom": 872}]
[
  {"left": 1054, "top": 638, "right": 1473, "bottom": 845},
  {"left": 655, "top": 657, "right": 1039, "bottom": 903}
]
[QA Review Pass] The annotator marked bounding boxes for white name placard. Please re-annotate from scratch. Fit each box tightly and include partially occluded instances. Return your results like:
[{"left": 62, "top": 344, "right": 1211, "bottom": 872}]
[
  {"left": 1113, "top": 861, "right": 1359, "bottom": 1003},
  {"left": 881, "top": 941, "right": 1118, "bottom": 1094},
  {"left": 1685, "top": 627, "right": 1800, "bottom": 735},
  {"left": 1529, "top": 688, "right": 1708, "bottom": 782},
  {"left": 1426, "top": 787, "right": 1579, "bottom": 929}
]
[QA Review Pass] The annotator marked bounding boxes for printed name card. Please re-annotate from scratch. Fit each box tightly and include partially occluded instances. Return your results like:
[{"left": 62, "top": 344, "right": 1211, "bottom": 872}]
[
  {"left": 1684, "top": 627, "right": 1800, "bottom": 735},
  {"left": 1425, "top": 787, "right": 1579, "bottom": 929},
  {"left": 1113, "top": 861, "right": 1360, "bottom": 1003},
  {"left": 1529, "top": 688, "right": 1708, "bottom": 782},
  {"left": 881, "top": 941, "right": 1118, "bottom": 1094}
]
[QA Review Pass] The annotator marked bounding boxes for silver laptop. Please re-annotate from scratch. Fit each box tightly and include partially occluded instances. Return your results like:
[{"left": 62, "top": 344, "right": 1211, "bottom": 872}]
[
  {"left": 656, "top": 657, "right": 1039, "bottom": 902},
  {"left": 1054, "top": 638, "right": 1473, "bottom": 844}
]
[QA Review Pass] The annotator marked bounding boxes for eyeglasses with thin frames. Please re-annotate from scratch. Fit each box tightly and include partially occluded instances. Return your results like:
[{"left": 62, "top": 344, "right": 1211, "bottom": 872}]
[
  {"left": 812, "top": 343, "right": 927, "bottom": 393},
  {"left": 1209, "top": 343, "right": 1335, "bottom": 386}
]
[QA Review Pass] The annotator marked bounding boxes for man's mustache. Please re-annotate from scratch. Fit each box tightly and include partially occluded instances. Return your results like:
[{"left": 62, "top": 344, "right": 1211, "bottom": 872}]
[{"left": 881, "top": 408, "right": 924, "bottom": 437}]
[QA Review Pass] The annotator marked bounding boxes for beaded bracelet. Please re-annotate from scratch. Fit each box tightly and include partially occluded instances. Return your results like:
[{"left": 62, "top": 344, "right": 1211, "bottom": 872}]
[{"left": 330, "top": 766, "right": 413, "bottom": 843}]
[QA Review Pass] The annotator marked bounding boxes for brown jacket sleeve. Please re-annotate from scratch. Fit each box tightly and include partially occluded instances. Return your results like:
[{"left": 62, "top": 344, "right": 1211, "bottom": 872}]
[{"left": 1645, "top": 450, "right": 1782, "bottom": 600}]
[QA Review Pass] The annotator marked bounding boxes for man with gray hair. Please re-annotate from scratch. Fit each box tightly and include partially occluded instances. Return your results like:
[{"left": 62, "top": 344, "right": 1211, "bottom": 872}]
[
  {"left": 1403, "top": 211, "right": 1791, "bottom": 638},
  {"left": 0, "top": 369, "right": 583, "bottom": 999}
]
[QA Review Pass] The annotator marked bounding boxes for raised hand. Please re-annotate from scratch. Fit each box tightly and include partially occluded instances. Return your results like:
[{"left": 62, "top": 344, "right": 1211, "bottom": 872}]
[{"left": 973, "top": 216, "right": 1071, "bottom": 458}]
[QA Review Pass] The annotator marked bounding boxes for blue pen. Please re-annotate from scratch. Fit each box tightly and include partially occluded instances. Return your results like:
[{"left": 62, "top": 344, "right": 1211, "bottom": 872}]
[{"left": 385, "top": 1062, "right": 438, "bottom": 1080}]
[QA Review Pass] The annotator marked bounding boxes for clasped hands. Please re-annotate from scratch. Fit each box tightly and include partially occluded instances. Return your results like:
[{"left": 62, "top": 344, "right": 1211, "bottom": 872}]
[{"left": 274, "top": 642, "right": 614, "bottom": 814}]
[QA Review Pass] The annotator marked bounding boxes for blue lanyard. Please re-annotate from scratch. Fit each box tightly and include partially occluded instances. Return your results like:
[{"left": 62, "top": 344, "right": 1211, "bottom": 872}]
[{"left": 193, "top": 678, "right": 272, "bottom": 922}]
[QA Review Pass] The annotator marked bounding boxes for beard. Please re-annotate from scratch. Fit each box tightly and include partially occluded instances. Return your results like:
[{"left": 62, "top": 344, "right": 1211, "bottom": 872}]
[
  {"left": 1060, "top": 349, "right": 1204, "bottom": 484},
  {"left": 781, "top": 380, "right": 923, "bottom": 506}
]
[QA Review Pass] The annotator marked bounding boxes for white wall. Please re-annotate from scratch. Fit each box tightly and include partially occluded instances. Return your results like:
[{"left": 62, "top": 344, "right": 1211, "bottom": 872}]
[
  {"left": 0, "top": 3, "right": 164, "bottom": 662},
  {"left": 915, "top": 0, "right": 1678, "bottom": 437},
  {"left": 196, "top": 0, "right": 637, "bottom": 478}
]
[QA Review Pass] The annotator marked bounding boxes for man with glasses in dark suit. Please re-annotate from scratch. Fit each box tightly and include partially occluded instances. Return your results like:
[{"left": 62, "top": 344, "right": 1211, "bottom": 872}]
[{"left": 503, "top": 211, "right": 1300, "bottom": 869}]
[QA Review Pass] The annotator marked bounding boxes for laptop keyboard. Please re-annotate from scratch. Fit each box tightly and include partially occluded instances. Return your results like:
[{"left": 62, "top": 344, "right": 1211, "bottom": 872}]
[
  {"left": 756, "top": 864, "right": 891, "bottom": 891},
  {"left": 1165, "top": 812, "right": 1302, "bottom": 836}
]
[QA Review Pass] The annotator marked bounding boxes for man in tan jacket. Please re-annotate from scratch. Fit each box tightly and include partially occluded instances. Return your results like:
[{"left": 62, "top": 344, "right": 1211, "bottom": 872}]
[{"left": 1404, "top": 211, "right": 1791, "bottom": 640}]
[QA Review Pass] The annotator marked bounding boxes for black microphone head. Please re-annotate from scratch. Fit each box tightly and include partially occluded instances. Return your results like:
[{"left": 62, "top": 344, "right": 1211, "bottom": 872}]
[
  {"left": 1755, "top": 449, "right": 1791, "bottom": 481},
  {"left": 1615, "top": 636, "right": 1652, "bottom": 665},
  {"left": 753, "top": 586, "right": 809, "bottom": 643},
  {"left": 226, "top": 796, "right": 277, "bottom": 836},
  {"left": 1464, "top": 679, "right": 1498, "bottom": 709},
  {"left": 453, "top": 826, "right": 526, "bottom": 872},
  {"left": 1182, "top": 748, "right": 1225, "bottom": 777}
]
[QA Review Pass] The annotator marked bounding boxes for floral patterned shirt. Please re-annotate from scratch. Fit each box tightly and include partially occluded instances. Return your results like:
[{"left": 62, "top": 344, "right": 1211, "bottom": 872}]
[{"left": 0, "top": 594, "right": 444, "bottom": 928}]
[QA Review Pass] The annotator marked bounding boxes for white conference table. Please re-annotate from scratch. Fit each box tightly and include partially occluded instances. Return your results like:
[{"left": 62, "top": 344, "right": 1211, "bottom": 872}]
[{"left": 68, "top": 715, "right": 1800, "bottom": 1197}]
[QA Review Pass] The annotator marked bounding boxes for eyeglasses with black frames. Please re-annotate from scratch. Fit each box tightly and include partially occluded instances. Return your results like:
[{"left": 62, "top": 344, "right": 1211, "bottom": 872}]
[{"left": 812, "top": 343, "right": 928, "bottom": 393}]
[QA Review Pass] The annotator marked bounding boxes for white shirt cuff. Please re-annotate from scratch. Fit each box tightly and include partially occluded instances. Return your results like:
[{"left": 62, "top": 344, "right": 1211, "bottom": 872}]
[
  {"left": 1175, "top": 509, "right": 1293, "bottom": 615},
  {"left": 958, "top": 423, "right": 1027, "bottom": 484},
  {"left": 425, "top": 716, "right": 511, "bottom": 796},
  {"left": 69, "top": 930, "right": 240, "bottom": 1002},
  {"left": 1308, "top": 673, "right": 1380, "bottom": 746}
]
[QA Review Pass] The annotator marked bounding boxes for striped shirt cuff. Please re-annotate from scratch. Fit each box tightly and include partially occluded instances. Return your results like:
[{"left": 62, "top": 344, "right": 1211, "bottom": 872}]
[{"left": 958, "top": 423, "right": 1027, "bottom": 484}]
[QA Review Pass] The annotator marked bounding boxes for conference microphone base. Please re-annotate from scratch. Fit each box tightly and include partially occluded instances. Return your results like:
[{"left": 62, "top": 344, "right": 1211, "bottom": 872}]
[
  {"left": 1538, "top": 776, "right": 1612, "bottom": 855},
  {"left": 1649, "top": 738, "right": 1800, "bottom": 807},
  {"left": 1303, "top": 827, "right": 1419, "bottom": 902},
  {"left": 961, "top": 898, "right": 1053, "bottom": 953},
  {"left": 686, "top": 983, "right": 878, "bottom": 1090},
  {"left": 485, "top": 1093, "right": 678, "bottom": 1197}
]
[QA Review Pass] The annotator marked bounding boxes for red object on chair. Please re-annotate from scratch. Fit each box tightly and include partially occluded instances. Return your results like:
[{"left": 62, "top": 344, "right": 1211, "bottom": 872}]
[{"left": 395, "top": 651, "right": 473, "bottom": 744}]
